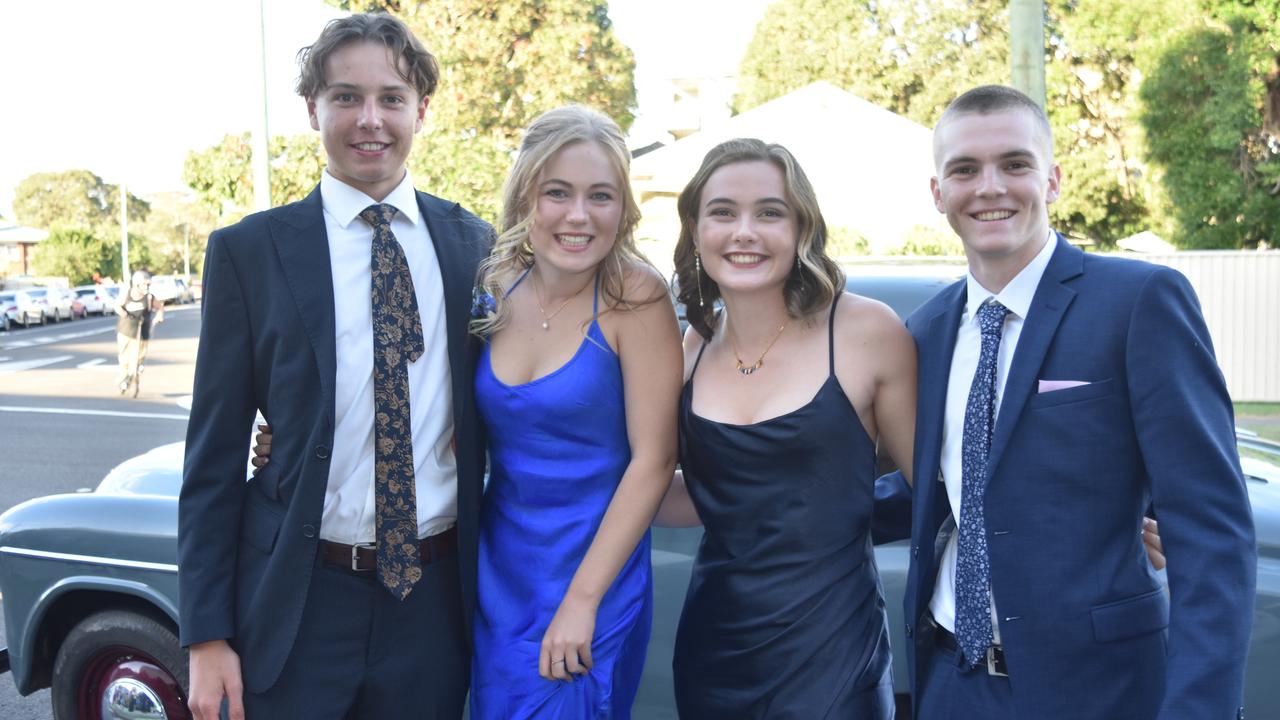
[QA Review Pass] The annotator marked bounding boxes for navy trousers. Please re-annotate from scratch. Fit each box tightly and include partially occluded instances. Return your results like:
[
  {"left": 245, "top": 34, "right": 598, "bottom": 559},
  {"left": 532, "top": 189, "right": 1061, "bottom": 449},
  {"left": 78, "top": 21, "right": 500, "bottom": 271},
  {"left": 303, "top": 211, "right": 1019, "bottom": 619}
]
[
  {"left": 242, "top": 548, "right": 468, "bottom": 719},
  {"left": 915, "top": 639, "right": 1013, "bottom": 719}
]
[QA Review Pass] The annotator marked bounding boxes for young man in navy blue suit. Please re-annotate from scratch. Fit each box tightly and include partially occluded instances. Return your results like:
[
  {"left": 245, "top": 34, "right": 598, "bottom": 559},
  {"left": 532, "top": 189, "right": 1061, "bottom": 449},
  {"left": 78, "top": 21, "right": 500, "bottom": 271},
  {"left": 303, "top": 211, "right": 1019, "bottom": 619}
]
[
  {"left": 178, "top": 13, "right": 490, "bottom": 719},
  {"left": 901, "top": 85, "right": 1255, "bottom": 719}
]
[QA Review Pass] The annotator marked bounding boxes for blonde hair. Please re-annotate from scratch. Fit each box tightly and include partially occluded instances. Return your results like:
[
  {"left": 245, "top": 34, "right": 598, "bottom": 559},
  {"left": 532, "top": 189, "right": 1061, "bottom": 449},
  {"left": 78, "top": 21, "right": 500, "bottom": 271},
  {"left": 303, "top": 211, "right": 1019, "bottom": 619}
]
[
  {"left": 471, "top": 105, "right": 656, "bottom": 336},
  {"left": 672, "top": 138, "right": 844, "bottom": 340}
]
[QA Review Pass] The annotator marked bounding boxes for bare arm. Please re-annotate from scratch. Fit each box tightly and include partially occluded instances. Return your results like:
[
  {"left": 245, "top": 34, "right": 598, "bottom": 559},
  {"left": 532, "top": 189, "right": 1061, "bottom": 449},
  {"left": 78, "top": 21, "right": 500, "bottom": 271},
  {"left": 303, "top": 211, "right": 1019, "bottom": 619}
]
[
  {"left": 540, "top": 269, "right": 682, "bottom": 680},
  {"left": 653, "top": 469, "right": 702, "bottom": 527}
]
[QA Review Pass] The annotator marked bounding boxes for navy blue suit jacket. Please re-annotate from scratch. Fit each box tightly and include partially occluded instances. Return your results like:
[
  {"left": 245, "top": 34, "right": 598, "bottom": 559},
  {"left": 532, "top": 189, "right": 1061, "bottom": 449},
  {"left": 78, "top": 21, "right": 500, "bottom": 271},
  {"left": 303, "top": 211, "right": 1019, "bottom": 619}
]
[
  {"left": 900, "top": 236, "right": 1255, "bottom": 719},
  {"left": 177, "top": 186, "right": 492, "bottom": 693}
]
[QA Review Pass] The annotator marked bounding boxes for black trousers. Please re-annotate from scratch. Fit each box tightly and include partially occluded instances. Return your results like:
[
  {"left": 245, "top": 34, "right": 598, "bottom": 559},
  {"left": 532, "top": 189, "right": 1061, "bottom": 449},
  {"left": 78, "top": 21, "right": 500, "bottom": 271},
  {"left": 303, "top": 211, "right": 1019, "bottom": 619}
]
[{"left": 243, "top": 550, "right": 469, "bottom": 720}]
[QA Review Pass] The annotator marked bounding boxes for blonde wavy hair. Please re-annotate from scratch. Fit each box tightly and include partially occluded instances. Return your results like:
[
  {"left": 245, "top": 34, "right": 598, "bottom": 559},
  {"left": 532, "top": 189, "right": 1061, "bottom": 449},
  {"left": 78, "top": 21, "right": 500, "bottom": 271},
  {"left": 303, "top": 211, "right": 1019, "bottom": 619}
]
[
  {"left": 673, "top": 138, "right": 844, "bottom": 340},
  {"left": 471, "top": 105, "right": 657, "bottom": 337}
]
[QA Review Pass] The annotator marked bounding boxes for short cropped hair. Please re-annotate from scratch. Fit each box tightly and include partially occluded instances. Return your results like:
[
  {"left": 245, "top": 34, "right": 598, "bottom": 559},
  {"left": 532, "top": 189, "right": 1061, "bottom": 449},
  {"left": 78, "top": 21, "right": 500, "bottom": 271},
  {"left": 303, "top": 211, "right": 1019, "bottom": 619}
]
[
  {"left": 933, "top": 85, "right": 1054, "bottom": 164},
  {"left": 295, "top": 13, "right": 439, "bottom": 100},
  {"left": 672, "top": 138, "right": 844, "bottom": 341}
]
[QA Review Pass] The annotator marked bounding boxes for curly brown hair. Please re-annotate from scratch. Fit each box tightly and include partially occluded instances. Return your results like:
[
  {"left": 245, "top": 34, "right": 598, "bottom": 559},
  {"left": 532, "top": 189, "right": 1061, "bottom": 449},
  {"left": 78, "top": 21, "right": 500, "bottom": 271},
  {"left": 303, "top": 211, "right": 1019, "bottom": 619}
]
[
  {"left": 673, "top": 138, "right": 844, "bottom": 340},
  {"left": 295, "top": 12, "right": 438, "bottom": 101}
]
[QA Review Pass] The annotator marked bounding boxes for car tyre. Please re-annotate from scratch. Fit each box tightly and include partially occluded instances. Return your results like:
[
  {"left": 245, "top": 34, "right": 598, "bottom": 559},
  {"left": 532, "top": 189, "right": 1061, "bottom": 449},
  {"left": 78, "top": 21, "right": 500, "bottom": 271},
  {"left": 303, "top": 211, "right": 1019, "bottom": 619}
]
[{"left": 51, "top": 609, "right": 192, "bottom": 720}]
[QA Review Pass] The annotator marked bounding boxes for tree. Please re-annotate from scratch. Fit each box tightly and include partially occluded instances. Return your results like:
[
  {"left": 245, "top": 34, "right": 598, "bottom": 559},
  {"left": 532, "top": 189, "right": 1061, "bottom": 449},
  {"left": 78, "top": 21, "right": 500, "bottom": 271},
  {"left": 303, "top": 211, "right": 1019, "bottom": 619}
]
[
  {"left": 183, "top": 133, "right": 325, "bottom": 225},
  {"left": 12, "top": 170, "right": 149, "bottom": 234},
  {"left": 1141, "top": 17, "right": 1280, "bottom": 249},
  {"left": 734, "top": 0, "right": 1008, "bottom": 125},
  {"left": 31, "top": 228, "right": 153, "bottom": 285},
  {"left": 328, "top": 0, "right": 637, "bottom": 220}
]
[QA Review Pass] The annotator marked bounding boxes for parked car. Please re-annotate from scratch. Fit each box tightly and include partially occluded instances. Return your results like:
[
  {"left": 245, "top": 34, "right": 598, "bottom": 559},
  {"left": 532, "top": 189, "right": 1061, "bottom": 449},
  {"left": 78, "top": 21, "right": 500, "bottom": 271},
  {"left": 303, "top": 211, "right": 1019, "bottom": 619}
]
[
  {"left": 149, "top": 276, "right": 193, "bottom": 305},
  {"left": 2, "top": 290, "right": 47, "bottom": 327},
  {"left": 23, "top": 288, "right": 74, "bottom": 323},
  {"left": 0, "top": 292, "right": 17, "bottom": 331},
  {"left": 72, "top": 285, "right": 115, "bottom": 317},
  {"left": 1, "top": 275, "right": 1276, "bottom": 720}
]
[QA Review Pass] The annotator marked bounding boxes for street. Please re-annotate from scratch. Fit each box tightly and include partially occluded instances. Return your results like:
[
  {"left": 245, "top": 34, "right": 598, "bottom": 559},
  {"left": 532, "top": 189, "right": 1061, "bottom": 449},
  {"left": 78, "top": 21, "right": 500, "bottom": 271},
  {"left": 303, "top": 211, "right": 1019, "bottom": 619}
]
[
  {"left": 0, "top": 306, "right": 199, "bottom": 719},
  {"left": 0, "top": 307, "right": 695, "bottom": 719}
]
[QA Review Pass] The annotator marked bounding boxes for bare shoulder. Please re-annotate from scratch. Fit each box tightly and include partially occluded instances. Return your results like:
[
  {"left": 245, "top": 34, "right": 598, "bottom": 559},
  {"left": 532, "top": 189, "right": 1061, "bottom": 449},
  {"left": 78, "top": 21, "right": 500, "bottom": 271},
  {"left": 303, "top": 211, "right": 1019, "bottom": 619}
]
[
  {"left": 833, "top": 291, "right": 914, "bottom": 364},
  {"left": 681, "top": 324, "right": 707, "bottom": 381},
  {"left": 619, "top": 262, "right": 671, "bottom": 305}
]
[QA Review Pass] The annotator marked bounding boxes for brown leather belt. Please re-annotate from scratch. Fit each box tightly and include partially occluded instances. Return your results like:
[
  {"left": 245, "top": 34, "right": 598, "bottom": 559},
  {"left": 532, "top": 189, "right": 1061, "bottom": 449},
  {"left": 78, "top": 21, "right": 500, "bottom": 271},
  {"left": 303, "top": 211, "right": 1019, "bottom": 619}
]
[{"left": 319, "top": 526, "right": 458, "bottom": 572}]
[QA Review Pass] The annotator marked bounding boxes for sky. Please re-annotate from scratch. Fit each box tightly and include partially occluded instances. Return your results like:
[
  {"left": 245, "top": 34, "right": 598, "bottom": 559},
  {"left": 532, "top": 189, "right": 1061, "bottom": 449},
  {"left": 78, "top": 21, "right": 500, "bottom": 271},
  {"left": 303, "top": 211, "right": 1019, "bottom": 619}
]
[{"left": 0, "top": 0, "right": 773, "bottom": 220}]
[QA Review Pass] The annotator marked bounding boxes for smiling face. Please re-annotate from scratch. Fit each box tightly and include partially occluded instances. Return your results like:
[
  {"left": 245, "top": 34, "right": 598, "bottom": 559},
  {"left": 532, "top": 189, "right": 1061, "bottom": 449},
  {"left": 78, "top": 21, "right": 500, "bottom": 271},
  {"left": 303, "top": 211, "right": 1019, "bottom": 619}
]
[
  {"left": 307, "top": 40, "right": 427, "bottom": 201},
  {"left": 931, "top": 108, "right": 1060, "bottom": 283},
  {"left": 694, "top": 160, "right": 797, "bottom": 296},
  {"left": 529, "top": 140, "right": 624, "bottom": 277}
]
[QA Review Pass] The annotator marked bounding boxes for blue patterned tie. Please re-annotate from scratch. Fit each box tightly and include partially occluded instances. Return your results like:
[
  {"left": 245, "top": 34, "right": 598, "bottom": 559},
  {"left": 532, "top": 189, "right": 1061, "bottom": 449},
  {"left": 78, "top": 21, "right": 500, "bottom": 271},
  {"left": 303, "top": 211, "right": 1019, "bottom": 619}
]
[
  {"left": 955, "top": 298, "right": 1010, "bottom": 667},
  {"left": 361, "top": 203, "right": 425, "bottom": 600}
]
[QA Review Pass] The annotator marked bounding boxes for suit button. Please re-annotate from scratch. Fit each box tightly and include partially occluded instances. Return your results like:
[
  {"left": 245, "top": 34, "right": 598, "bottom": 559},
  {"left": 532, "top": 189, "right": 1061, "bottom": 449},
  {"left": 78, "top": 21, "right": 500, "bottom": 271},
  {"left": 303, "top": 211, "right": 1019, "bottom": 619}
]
[
  {"left": 912, "top": 546, "right": 919, "bottom": 558},
  {"left": 302, "top": 524, "right": 317, "bottom": 538},
  {"left": 905, "top": 625, "right": 913, "bottom": 639},
  {"left": 315, "top": 445, "right": 329, "bottom": 459}
]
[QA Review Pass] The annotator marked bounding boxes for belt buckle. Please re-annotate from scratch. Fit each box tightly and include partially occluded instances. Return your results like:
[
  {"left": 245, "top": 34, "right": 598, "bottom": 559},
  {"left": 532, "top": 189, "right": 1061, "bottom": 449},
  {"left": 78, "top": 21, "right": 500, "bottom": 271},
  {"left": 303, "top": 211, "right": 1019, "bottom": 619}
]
[
  {"left": 351, "top": 542, "right": 375, "bottom": 571},
  {"left": 986, "top": 646, "right": 1008, "bottom": 677}
]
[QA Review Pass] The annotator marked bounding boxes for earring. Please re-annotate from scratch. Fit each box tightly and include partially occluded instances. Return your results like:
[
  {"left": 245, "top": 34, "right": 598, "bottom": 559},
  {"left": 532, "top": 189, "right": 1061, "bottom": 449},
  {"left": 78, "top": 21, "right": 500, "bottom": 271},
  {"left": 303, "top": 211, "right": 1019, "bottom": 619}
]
[{"left": 694, "top": 249, "right": 707, "bottom": 308}]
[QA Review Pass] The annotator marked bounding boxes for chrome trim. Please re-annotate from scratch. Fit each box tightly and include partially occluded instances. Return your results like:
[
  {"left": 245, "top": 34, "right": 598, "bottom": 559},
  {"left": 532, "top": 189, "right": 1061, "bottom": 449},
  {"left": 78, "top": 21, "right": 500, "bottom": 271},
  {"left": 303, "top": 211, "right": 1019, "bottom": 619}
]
[
  {"left": 103, "top": 677, "right": 167, "bottom": 719},
  {"left": 0, "top": 546, "right": 178, "bottom": 574}
]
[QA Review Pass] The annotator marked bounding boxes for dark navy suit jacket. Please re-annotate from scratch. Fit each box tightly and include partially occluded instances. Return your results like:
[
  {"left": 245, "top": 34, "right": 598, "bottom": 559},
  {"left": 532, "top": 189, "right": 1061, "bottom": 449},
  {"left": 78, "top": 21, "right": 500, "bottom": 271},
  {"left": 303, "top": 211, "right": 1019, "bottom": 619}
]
[
  {"left": 898, "top": 235, "right": 1255, "bottom": 719},
  {"left": 177, "top": 186, "right": 491, "bottom": 693}
]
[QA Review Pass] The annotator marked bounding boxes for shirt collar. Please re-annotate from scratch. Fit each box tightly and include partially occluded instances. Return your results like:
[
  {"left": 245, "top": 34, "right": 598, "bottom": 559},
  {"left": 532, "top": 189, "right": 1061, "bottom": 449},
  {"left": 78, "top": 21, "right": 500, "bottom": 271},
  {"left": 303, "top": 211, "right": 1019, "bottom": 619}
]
[
  {"left": 963, "top": 229, "right": 1057, "bottom": 322},
  {"left": 319, "top": 169, "right": 421, "bottom": 230}
]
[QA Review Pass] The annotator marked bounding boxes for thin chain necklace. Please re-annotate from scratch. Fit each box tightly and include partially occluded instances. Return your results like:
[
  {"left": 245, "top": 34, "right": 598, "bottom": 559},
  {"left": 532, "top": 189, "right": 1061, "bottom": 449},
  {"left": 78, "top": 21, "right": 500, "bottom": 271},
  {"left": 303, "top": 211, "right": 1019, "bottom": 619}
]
[
  {"left": 531, "top": 270, "right": 586, "bottom": 331},
  {"left": 726, "top": 317, "right": 787, "bottom": 375}
]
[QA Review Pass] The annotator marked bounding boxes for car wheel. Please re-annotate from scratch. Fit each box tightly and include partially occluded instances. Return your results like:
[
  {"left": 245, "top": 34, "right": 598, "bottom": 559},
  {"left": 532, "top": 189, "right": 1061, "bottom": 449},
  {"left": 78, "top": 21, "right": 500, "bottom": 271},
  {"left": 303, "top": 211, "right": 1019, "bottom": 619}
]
[{"left": 51, "top": 609, "right": 191, "bottom": 720}]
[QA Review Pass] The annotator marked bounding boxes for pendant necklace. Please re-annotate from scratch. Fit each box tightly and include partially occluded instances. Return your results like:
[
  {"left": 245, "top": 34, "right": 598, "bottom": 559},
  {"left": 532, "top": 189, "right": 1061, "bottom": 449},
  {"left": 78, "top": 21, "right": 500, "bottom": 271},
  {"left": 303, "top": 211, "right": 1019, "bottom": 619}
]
[
  {"left": 727, "top": 319, "right": 787, "bottom": 375},
  {"left": 531, "top": 271, "right": 584, "bottom": 330}
]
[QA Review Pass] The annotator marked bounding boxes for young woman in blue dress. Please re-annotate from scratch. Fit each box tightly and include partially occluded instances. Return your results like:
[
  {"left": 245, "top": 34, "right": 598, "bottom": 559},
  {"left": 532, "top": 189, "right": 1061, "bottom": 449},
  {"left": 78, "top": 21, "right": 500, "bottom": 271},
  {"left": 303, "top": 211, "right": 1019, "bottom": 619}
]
[{"left": 465, "top": 105, "right": 681, "bottom": 718}]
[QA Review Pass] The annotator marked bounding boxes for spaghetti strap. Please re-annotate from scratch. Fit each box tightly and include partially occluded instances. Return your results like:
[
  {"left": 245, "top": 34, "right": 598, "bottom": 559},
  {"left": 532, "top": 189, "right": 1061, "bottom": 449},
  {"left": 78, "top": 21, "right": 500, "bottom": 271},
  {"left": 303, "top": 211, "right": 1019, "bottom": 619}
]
[
  {"left": 690, "top": 337, "right": 710, "bottom": 377},
  {"left": 827, "top": 293, "right": 842, "bottom": 376},
  {"left": 591, "top": 268, "right": 601, "bottom": 318},
  {"left": 508, "top": 266, "right": 533, "bottom": 295}
]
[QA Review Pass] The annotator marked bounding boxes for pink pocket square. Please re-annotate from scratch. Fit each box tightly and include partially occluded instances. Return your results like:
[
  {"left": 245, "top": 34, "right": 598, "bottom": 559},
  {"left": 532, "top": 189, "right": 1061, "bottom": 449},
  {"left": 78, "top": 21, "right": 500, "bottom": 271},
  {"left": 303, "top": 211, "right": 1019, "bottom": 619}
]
[{"left": 1038, "top": 379, "right": 1090, "bottom": 393}]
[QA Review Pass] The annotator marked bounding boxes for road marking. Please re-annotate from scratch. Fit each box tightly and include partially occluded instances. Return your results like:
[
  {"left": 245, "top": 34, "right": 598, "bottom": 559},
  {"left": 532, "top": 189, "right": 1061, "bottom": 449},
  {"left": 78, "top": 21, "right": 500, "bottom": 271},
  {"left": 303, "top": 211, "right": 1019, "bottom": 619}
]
[
  {"left": 0, "top": 326, "right": 114, "bottom": 349},
  {"left": 0, "top": 355, "right": 74, "bottom": 375},
  {"left": 0, "top": 405, "right": 189, "bottom": 420},
  {"left": 176, "top": 395, "right": 193, "bottom": 410},
  {"left": 77, "top": 358, "right": 108, "bottom": 368}
]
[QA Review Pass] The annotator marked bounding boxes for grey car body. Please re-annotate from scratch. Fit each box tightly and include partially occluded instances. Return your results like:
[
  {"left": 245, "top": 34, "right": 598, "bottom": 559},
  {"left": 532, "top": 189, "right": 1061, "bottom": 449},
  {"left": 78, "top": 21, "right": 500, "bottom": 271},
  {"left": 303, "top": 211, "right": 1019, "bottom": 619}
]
[{"left": 0, "top": 274, "right": 1275, "bottom": 719}]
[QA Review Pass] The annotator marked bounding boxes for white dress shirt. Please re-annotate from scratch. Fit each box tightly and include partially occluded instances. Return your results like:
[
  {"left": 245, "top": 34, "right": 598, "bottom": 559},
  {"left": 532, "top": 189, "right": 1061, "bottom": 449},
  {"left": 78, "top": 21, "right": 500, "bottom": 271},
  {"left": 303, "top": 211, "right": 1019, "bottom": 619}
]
[
  {"left": 319, "top": 170, "right": 457, "bottom": 544},
  {"left": 928, "top": 232, "right": 1058, "bottom": 640}
]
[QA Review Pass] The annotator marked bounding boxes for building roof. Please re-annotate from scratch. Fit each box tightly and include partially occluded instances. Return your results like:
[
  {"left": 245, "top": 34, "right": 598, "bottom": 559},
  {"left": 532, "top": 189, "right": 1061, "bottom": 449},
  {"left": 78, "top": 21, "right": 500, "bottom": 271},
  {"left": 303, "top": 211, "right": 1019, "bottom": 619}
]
[
  {"left": 0, "top": 221, "right": 48, "bottom": 246},
  {"left": 630, "top": 81, "right": 951, "bottom": 252}
]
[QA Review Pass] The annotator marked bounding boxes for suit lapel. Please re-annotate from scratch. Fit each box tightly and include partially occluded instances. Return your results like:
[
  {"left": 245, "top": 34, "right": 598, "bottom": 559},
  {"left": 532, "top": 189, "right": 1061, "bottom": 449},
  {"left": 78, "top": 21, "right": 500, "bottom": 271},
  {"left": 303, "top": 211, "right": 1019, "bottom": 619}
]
[
  {"left": 417, "top": 191, "right": 474, "bottom": 424},
  {"left": 911, "top": 283, "right": 966, "bottom": 539},
  {"left": 986, "top": 235, "right": 1082, "bottom": 477},
  {"left": 270, "top": 186, "right": 338, "bottom": 406}
]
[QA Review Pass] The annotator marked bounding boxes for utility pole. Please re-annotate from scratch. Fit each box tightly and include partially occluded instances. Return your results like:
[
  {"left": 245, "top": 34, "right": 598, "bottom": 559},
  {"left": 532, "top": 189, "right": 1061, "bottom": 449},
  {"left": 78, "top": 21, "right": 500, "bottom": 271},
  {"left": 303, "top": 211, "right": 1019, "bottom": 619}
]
[
  {"left": 1010, "top": 0, "right": 1047, "bottom": 109},
  {"left": 251, "top": 0, "right": 272, "bottom": 211},
  {"left": 120, "top": 182, "right": 129, "bottom": 282}
]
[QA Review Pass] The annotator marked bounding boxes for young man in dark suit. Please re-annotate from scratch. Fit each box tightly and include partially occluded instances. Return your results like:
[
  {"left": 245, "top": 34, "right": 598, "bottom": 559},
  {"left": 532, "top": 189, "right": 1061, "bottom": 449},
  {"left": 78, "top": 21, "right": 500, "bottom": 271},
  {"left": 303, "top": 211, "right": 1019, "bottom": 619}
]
[
  {"left": 901, "top": 85, "right": 1255, "bottom": 719},
  {"left": 178, "top": 13, "right": 491, "bottom": 719}
]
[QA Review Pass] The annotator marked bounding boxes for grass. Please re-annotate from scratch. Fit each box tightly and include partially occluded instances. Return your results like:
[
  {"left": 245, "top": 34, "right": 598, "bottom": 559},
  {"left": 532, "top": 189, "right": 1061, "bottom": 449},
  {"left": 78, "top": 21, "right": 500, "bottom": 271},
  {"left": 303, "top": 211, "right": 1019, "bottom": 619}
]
[{"left": 1235, "top": 402, "right": 1280, "bottom": 443}]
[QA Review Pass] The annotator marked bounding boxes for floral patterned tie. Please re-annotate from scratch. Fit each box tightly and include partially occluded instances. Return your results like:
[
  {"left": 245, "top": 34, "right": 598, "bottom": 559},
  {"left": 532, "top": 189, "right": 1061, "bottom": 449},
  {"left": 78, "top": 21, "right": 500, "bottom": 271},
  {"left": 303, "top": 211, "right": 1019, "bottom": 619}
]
[
  {"left": 955, "top": 298, "right": 1010, "bottom": 667},
  {"left": 361, "top": 203, "right": 425, "bottom": 600}
]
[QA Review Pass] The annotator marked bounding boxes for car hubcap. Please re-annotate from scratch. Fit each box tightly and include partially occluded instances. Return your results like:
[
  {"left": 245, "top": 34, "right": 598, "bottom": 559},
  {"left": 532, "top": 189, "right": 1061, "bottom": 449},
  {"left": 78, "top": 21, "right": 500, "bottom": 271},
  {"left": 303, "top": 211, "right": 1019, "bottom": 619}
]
[{"left": 81, "top": 650, "right": 189, "bottom": 720}]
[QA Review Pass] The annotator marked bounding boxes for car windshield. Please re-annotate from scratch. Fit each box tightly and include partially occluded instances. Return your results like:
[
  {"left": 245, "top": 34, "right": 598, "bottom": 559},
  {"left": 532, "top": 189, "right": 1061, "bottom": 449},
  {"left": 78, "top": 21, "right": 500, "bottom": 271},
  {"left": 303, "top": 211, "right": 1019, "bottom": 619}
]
[
  {"left": 76, "top": 289, "right": 95, "bottom": 297},
  {"left": 0, "top": 292, "right": 14, "bottom": 302},
  {"left": 27, "top": 289, "right": 46, "bottom": 299}
]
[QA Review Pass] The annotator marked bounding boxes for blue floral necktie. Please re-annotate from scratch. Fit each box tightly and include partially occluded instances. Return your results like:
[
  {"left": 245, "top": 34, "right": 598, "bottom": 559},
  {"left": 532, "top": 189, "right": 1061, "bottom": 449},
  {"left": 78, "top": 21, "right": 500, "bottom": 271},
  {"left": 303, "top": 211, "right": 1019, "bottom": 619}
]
[
  {"left": 361, "top": 203, "right": 425, "bottom": 600},
  {"left": 955, "top": 298, "right": 1010, "bottom": 667}
]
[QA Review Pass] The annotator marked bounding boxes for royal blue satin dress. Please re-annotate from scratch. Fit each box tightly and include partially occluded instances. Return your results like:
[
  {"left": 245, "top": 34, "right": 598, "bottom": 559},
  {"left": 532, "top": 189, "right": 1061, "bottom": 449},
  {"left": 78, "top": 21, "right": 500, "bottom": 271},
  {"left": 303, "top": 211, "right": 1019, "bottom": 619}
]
[{"left": 471, "top": 276, "right": 652, "bottom": 719}]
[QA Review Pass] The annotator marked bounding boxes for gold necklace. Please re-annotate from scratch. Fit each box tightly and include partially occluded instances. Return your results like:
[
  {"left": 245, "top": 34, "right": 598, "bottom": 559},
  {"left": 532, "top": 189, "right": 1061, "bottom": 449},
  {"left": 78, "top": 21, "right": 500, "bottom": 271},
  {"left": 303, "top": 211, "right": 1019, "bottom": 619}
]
[
  {"left": 531, "top": 271, "right": 585, "bottom": 331},
  {"left": 726, "top": 319, "right": 787, "bottom": 375}
]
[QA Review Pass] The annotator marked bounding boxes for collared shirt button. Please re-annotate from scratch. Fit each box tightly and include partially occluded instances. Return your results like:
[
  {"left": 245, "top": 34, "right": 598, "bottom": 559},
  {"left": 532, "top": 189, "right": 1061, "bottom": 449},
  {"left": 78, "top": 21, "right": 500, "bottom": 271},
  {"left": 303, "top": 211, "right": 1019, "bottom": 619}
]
[
  {"left": 315, "top": 445, "right": 329, "bottom": 459},
  {"left": 302, "top": 524, "right": 317, "bottom": 538},
  {"left": 905, "top": 624, "right": 913, "bottom": 639}
]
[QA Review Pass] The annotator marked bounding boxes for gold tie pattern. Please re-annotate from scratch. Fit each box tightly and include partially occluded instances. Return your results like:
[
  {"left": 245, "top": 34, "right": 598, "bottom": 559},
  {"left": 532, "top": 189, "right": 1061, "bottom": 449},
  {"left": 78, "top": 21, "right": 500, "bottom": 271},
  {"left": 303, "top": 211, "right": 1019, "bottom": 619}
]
[{"left": 361, "top": 203, "right": 425, "bottom": 600}]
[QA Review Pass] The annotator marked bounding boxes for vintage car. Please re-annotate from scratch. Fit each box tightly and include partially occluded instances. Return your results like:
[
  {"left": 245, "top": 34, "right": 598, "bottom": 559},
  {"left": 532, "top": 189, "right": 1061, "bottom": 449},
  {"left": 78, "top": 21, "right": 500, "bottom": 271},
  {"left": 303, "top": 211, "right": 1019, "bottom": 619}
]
[{"left": 1, "top": 273, "right": 1276, "bottom": 719}]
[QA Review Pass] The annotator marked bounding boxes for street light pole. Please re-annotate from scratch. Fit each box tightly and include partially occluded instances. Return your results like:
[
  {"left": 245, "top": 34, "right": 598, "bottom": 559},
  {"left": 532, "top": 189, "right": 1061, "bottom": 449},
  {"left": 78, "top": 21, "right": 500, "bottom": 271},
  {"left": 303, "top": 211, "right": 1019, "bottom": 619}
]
[
  {"left": 251, "top": 0, "right": 272, "bottom": 212},
  {"left": 120, "top": 182, "right": 129, "bottom": 283},
  {"left": 1010, "top": 0, "right": 1047, "bottom": 109}
]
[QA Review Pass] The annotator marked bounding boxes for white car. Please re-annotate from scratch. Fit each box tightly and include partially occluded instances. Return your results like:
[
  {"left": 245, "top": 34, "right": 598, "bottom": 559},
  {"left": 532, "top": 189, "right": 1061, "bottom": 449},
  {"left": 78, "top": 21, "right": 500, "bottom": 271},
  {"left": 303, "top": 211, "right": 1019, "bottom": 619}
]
[
  {"left": 23, "top": 288, "right": 74, "bottom": 323},
  {"left": 148, "top": 276, "right": 193, "bottom": 305},
  {"left": 72, "top": 285, "right": 114, "bottom": 316}
]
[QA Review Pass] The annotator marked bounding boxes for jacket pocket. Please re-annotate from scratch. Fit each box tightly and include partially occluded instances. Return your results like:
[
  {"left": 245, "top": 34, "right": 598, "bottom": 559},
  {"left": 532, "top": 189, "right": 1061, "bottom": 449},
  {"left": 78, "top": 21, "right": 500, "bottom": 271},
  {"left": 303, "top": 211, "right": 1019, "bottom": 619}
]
[
  {"left": 240, "top": 488, "right": 284, "bottom": 554},
  {"left": 1027, "top": 377, "right": 1115, "bottom": 409},
  {"left": 1090, "top": 587, "right": 1168, "bottom": 642}
]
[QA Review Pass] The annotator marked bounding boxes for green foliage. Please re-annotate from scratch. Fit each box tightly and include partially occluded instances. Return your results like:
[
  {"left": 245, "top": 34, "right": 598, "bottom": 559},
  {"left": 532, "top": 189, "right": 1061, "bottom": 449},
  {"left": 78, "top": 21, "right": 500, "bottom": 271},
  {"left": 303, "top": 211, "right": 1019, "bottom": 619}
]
[
  {"left": 888, "top": 225, "right": 965, "bottom": 256},
  {"left": 183, "top": 133, "right": 324, "bottom": 224},
  {"left": 1140, "top": 21, "right": 1280, "bottom": 248},
  {"left": 13, "top": 170, "right": 149, "bottom": 234},
  {"left": 323, "top": 0, "right": 637, "bottom": 221},
  {"left": 31, "top": 228, "right": 153, "bottom": 285},
  {"left": 825, "top": 226, "right": 869, "bottom": 260},
  {"left": 734, "top": 0, "right": 1008, "bottom": 125}
]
